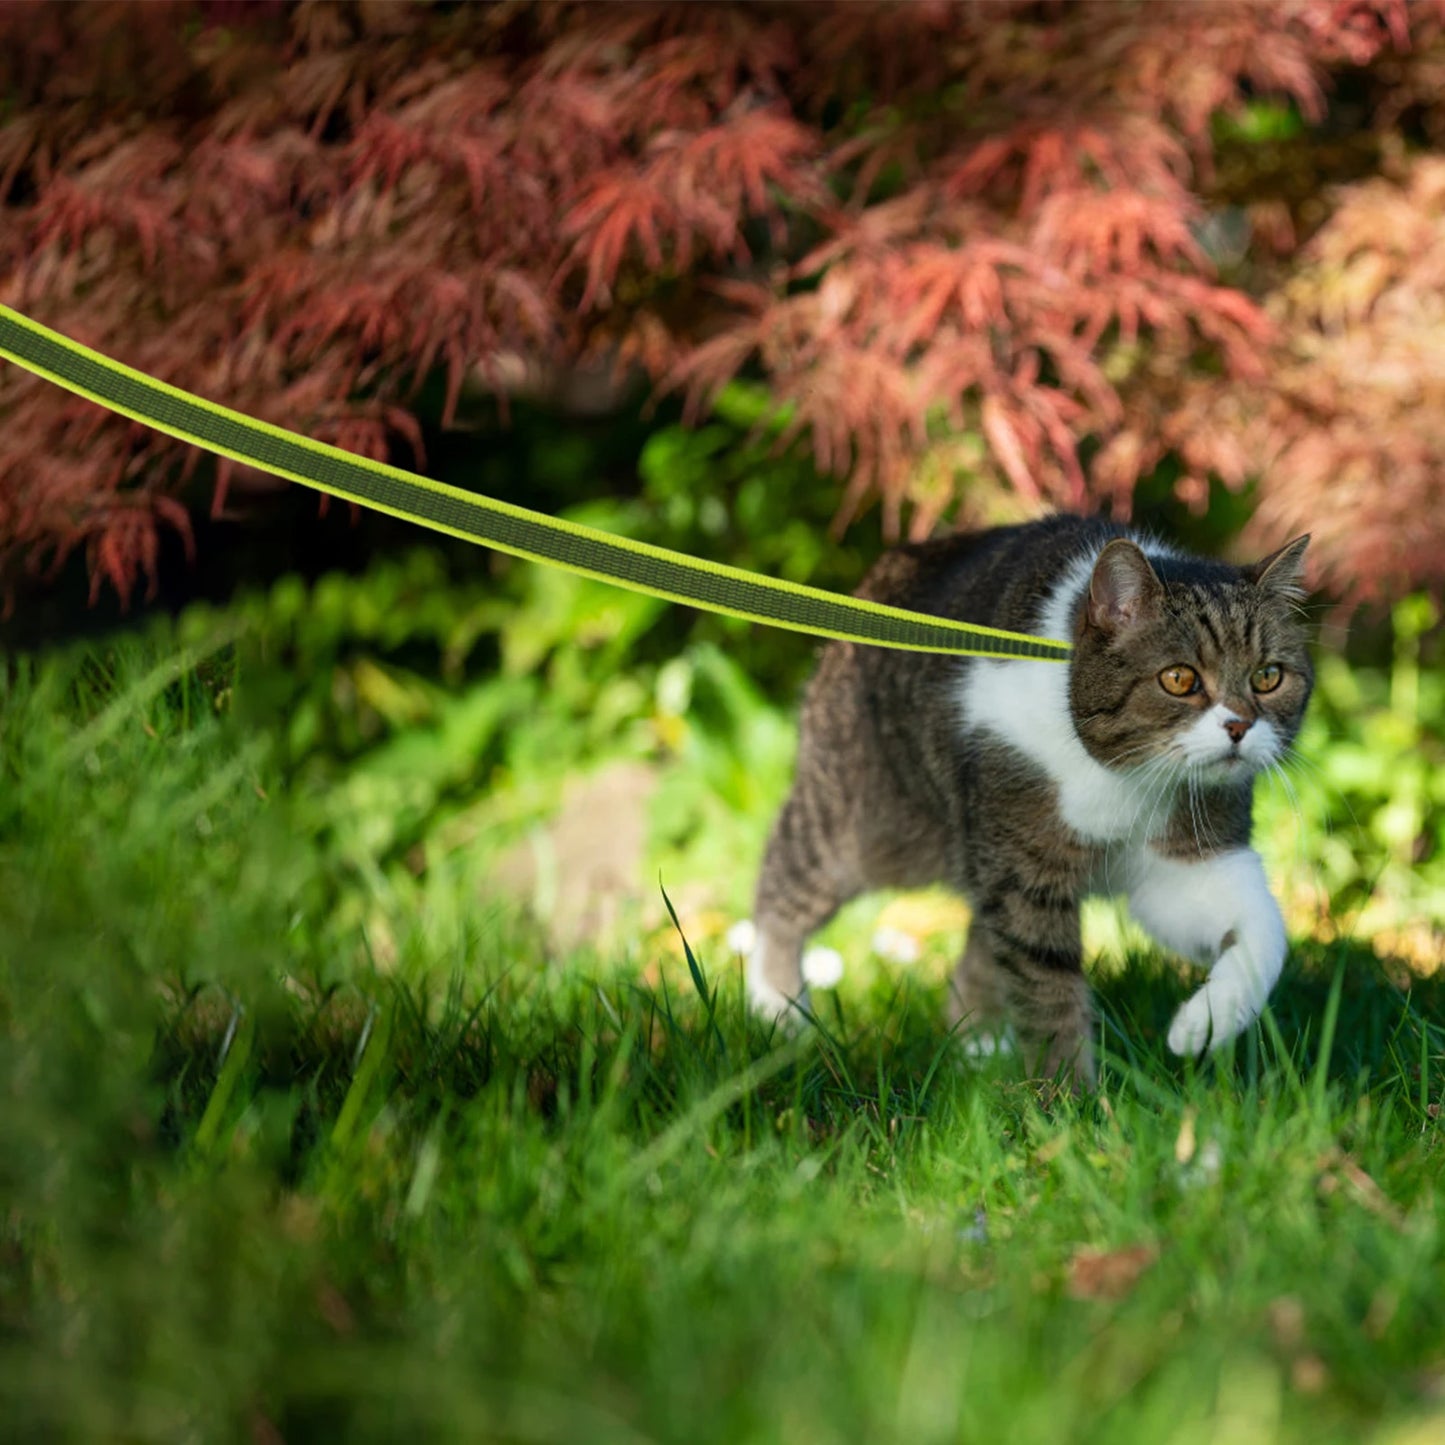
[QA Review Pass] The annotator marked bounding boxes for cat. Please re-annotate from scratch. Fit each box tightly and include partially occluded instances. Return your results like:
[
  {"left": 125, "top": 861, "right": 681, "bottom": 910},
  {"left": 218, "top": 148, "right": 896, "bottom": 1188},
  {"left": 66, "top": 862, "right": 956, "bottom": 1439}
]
[{"left": 745, "top": 514, "right": 1313, "bottom": 1086}]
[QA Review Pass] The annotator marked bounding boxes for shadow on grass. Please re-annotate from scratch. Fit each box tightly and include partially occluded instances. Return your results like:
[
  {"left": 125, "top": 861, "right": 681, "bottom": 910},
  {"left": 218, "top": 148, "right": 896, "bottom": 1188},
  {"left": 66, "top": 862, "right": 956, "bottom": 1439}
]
[
  {"left": 1095, "top": 938, "right": 1445, "bottom": 1094},
  {"left": 131, "top": 929, "right": 1445, "bottom": 1193}
]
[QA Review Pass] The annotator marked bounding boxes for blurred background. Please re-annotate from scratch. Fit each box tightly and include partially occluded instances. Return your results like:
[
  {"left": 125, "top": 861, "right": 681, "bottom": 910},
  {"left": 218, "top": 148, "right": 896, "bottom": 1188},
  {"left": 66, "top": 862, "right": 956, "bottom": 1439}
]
[{"left": 3, "top": 4, "right": 1445, "bottom": 1440}]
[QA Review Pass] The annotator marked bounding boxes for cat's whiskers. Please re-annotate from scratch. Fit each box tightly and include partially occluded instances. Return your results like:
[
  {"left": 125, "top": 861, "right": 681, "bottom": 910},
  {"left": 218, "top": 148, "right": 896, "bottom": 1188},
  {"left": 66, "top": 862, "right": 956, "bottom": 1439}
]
[
  {"left": 1113, "top": 755, "right": 1158, "bottom": 837},
  {"left": 1103, "top": 738, "right": 1171, "bottom": 770},
  {"left": 1276, "top": 746, "right": 1357, "bottom": 836},
  {"left": 1099, "top": 752, "right": 1171, "bottom": 895},
  {"left": 1263, "top": 746, "right": 1357, "bottom": 932},
  {"left": 1141, "top": 747, "right": 1185, "bottom": 841},
  {"left": 1262, "top": 755, "right": 1315, "bottom": 905},
  {"left": 1265, "top": 761, "right": 1305, "bottom": 848},
  {"left": 1266, "top": 756, "right": 1304, "bottom": 830},
  {"left": 1184, "top": 771, "right": 1225, "bottom": 856},
  {"left": 1186, "top": 772, "right": 1204, "bottom": 854},
  {"left": 1111, "top": 744, "right": 1181, "bottom": 868},
  {"left": 1121, "top": 745, "right": 1179, "bottom": 855},
  {"left": 1099, "top": 759, "right": 1164, "bottom": 897},
  {"left": 1119, "top": 752, "right": 1166, "bottom": 833}
]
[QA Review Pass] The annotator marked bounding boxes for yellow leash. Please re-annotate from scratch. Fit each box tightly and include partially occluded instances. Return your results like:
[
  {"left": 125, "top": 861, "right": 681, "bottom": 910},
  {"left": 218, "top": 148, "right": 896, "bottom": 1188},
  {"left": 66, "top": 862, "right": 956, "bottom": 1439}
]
[{"left": 0, "top": 306, "right": 1070, "bottom": 662}]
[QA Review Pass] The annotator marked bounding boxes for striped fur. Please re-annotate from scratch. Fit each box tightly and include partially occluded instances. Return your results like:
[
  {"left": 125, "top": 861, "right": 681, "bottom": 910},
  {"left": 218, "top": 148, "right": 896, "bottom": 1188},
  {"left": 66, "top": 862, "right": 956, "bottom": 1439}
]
[{"left": 747, "top": 515, "right": 1312, "bottom": 1086}]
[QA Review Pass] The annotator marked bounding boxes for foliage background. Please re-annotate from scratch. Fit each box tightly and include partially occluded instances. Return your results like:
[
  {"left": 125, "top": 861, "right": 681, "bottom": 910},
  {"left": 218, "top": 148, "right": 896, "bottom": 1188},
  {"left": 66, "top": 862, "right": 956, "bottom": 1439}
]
[{"left": 5, "top": 0, "right": 1445, "bottom": 612}]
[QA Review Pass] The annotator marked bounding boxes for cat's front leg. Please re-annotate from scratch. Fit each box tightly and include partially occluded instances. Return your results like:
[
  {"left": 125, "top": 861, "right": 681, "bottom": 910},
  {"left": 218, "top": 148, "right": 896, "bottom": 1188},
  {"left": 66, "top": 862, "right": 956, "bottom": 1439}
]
[{"left": 1127, "top": 847, "right": 1288, "bottom": 1055}]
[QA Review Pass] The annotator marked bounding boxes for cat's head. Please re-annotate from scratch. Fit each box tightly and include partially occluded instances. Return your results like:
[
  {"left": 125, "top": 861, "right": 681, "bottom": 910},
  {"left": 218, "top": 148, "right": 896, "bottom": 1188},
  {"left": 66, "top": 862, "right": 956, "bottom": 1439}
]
[{"left": 1068, "top": 536, "right": 1314, "bottom": 782}]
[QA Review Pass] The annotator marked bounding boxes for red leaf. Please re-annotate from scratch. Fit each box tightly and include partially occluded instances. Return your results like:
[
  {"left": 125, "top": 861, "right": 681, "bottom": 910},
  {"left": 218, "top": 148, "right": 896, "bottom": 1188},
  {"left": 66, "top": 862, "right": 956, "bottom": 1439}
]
[
  {"left": 981, "top": 395, "right": 1041, "bottom": 501},
  {"left": 1067, "top": 1244, "right": 1158, "bottom": 1301}
]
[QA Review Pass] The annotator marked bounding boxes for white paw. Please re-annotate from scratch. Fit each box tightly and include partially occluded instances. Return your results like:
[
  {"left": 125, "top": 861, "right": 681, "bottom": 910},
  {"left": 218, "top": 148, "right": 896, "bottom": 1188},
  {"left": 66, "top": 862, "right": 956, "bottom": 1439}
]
[
  {"left": 745, "top": 946, "right": 812, "bottom": 1026},
  {"left": 1167, "top": 962, "right": 1262, "bottom": 1056},
  {"left": 960, "top": 1029, "right": 1016, "bottom": 1060},
  {"left": 1167, "top": 990, "right": 1215, "bottom": 1056},
  {"left": 801, "top": 945, "right": 845, "bottom": 989},
  {"left": 746, "top": 977, "right": 812, "bottom": 1028}
]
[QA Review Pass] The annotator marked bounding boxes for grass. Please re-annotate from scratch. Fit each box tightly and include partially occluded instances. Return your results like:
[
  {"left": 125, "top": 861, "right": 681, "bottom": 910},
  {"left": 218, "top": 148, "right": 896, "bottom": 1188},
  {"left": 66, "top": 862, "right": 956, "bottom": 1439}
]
[{"left": 3, "top": 625, "right": 1444, "bottom": 1445}]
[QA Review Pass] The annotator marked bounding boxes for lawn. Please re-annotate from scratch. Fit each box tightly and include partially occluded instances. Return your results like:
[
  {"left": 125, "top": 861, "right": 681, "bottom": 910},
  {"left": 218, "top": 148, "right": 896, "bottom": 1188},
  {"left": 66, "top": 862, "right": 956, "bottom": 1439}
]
[{"left": 2, "top": 596, "right": 1443, "bottom": 1445}]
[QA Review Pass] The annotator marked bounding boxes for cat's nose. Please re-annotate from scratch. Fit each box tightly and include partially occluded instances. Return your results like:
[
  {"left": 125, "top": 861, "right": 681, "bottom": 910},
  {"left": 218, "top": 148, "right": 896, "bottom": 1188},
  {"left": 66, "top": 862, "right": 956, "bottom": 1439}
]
[{"left": 1223, "top": 716, "right": 1253, "bottom": 744}]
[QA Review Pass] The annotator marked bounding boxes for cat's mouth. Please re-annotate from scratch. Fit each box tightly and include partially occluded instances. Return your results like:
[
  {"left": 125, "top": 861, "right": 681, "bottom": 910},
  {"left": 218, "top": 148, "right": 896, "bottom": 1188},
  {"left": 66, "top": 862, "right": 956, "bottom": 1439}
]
[
  {"left": 1192, "top": 750, "right": 1269, "bottom": 783},
  {"left": 1102, "top": 741, "right": 1275, "bottom": 782}
]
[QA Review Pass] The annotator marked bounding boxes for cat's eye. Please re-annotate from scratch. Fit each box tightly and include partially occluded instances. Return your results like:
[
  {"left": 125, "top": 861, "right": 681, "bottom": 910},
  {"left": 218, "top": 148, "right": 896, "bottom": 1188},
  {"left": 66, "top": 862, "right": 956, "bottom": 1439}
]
[
  {"left": 1158, "top": 665, "right": 1199, "bottom": 697},
  {"left": 1251, "top": 663, "right": 1284, "bottom": 694}
]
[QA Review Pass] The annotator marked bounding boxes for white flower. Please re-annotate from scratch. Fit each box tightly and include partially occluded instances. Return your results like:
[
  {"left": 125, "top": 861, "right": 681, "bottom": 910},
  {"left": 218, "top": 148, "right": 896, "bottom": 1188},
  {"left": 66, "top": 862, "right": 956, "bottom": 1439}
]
[
  {"left": 872, "top": 925, "right": 921, "bottom": 965},
  {"left": 725, "top": 919, "right": 757, "bottom": 955},
  {"left": 801, "top": 946, "right": 845, "bottom": 989}
]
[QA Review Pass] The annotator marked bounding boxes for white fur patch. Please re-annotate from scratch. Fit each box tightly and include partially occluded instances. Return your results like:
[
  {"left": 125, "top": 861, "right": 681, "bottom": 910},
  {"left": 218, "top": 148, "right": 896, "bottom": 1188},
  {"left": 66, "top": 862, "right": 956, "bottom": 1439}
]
[
  {"left": 1178, "top": 703, "right": 1282, "bottom": 778},
  {"left": 745, "top": 937, "right": 811, "bottom": 1024},
  {"left": 959, "top": 1028, "right": 1016, "bottom": 1060},
  {"left": 1128, "top": 848, "right": 1287, "bottom": 1055},
  {"left": 957, "top": 544, "right": 1178, "bottom": 843}
]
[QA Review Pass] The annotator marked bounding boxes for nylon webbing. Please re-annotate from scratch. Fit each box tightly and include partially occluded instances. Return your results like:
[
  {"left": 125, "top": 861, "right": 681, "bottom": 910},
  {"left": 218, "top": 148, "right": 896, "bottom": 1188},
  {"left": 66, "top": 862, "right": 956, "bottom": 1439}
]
[{"left": 0, "top": 305, "right": 1071, "bottom": 662}]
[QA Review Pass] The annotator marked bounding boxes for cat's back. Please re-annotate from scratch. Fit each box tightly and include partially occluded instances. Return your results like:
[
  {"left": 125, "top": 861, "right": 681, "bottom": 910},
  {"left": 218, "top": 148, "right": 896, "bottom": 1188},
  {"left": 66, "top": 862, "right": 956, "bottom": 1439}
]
[
  {"left": 856, "top": 514, "right": 1125, "bottom": 634},
  {"left": 790, "top": 516, "right": 1127, "bottom": 883},
  {"left": 808, "top": 512, "right": 1132, "bottom": 735}
]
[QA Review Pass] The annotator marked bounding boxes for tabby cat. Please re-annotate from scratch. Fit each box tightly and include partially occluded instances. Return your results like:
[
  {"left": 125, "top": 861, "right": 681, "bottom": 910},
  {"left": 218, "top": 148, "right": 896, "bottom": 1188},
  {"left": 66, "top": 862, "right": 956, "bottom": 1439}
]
[{"left": 746, "top": 514, "right": 1313, "bottom": 1084}]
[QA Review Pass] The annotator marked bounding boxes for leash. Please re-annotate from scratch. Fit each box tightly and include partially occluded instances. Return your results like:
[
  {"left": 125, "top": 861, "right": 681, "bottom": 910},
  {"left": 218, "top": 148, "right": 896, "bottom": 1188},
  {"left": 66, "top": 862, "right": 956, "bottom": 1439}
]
[{"left": 0, "top": 306, "right": 1070, "bottom": 662}]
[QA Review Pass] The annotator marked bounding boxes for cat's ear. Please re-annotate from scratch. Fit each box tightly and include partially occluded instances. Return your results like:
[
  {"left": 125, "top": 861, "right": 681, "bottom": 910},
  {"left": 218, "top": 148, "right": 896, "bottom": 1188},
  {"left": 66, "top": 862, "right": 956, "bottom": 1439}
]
[
  {"left": 1086, "top": 540, "right": 1164, "bottom": 633},
  {"left": 1244, "top": 534, "right": 1311, "bottom": 600}
]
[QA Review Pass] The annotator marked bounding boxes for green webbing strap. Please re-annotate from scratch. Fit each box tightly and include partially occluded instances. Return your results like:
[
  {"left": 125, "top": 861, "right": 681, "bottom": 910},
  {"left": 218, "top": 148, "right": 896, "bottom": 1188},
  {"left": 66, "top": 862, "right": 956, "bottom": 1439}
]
[{"left": 0, "top": 305, "right": 1070, "bottom": 662}]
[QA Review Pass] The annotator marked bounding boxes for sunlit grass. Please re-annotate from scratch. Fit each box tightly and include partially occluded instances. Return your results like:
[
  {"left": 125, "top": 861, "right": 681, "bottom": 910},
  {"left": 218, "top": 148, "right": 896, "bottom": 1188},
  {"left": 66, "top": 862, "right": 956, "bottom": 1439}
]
[{"left": 2, "top": 625, "right": 1444, "bottom": 1444}]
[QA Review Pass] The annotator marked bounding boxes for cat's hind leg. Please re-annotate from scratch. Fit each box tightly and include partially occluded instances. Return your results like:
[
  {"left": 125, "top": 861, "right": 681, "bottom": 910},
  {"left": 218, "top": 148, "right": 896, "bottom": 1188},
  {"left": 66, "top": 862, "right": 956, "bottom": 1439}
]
[
  {"left": 1012, "top": 960, "right": 1096, "bottom": 1088},
  {"left": 965, "top": 896, "right": 1096, "bottom": 1087},
  {"left": 747, "top": 788, "right": 862, "bottom": 1024},
  {"left": 947, "top": 931, "right": 1015, "bottom": 1057}
]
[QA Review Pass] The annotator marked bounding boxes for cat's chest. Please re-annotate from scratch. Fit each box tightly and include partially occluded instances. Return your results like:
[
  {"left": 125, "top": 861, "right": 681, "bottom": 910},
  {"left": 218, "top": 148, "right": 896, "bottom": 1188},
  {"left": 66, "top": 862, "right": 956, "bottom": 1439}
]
[
  {"left": 957, "top": 655, "right": 1161, "bottom": 845},
  {"left": 1049, "top": 758, "right": 1159, "bottom": 842}
]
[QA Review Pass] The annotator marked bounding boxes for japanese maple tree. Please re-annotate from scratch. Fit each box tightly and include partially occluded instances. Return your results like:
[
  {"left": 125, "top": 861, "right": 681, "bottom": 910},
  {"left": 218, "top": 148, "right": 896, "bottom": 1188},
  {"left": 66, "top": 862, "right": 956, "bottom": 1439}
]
[{"left": 0, "top": 0, "right": 1435, "bottom": 607}]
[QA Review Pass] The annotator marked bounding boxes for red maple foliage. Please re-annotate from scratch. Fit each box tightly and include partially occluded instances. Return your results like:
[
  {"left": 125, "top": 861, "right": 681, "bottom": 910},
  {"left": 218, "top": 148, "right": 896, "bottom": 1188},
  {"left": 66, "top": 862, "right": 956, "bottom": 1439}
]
[{"left": 0, "top": 0, "right": 1435, "bottom": 607}]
